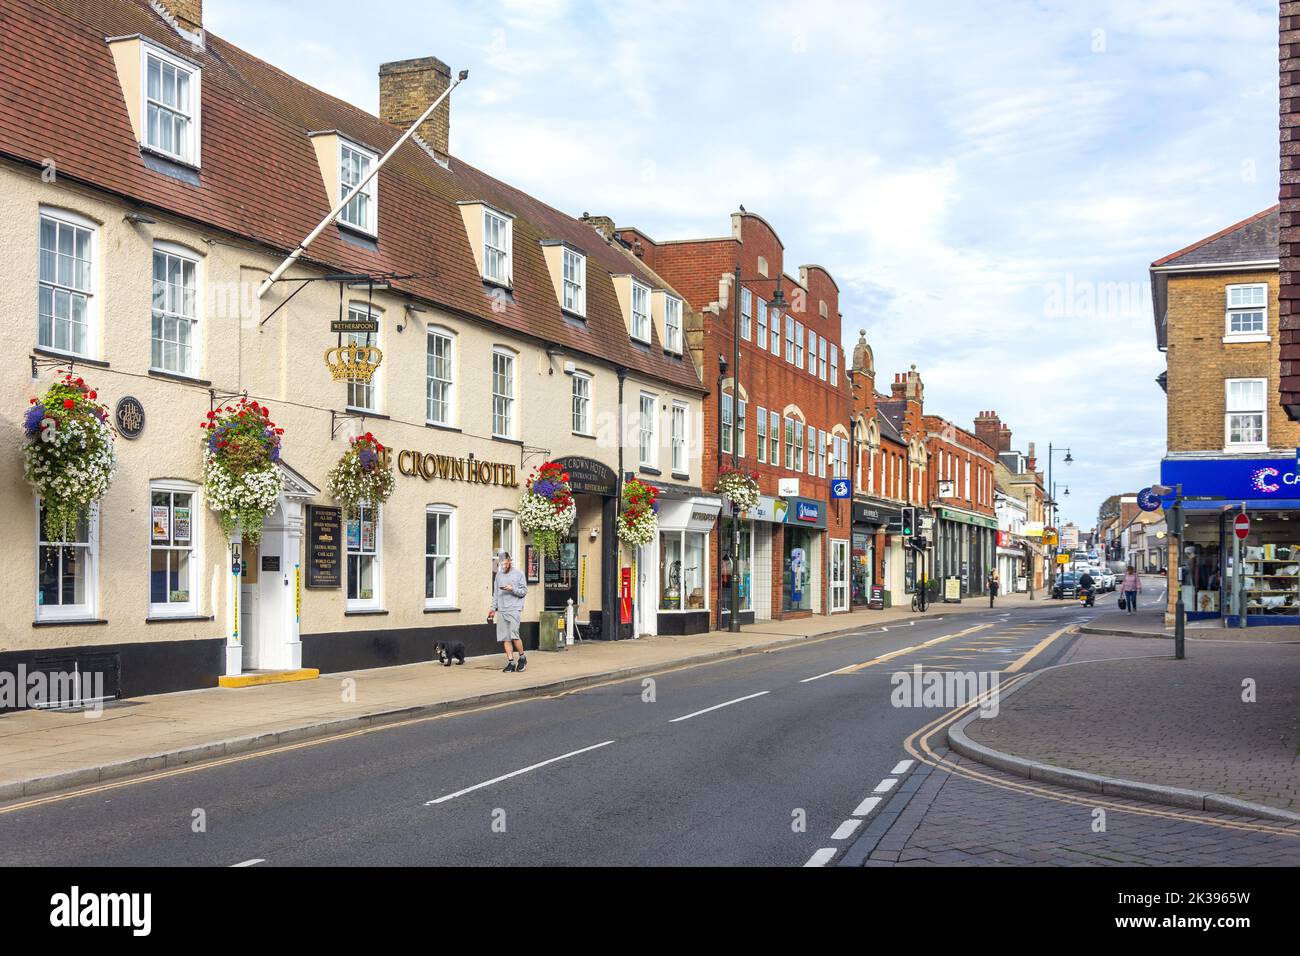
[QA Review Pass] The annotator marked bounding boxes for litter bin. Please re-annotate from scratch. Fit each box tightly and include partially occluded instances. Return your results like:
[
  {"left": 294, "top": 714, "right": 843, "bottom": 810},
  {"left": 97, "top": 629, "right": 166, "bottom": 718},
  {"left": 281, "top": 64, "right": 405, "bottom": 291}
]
[{"left": 538, "top": 610, "right": 567, "bottom": 651}]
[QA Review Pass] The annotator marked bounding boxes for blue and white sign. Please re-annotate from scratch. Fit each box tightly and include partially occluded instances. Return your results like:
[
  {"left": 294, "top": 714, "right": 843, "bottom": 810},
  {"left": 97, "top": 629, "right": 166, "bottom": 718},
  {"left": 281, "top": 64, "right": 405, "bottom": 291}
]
[
  {"left": 830, "top": 478, "right": 851, "bottom": 500},
  {"left": 1160, "top": 457, "right": 1300, "bottom": 510},
  {"left": 1136, "top": 487, "right": 1161, "bottom": 512}
]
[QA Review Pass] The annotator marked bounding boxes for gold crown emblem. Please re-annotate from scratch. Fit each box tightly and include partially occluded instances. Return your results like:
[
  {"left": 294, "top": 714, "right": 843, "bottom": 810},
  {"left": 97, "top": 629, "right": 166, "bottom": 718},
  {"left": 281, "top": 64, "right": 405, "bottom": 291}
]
[{"left": 324, "top": 342, "right": 383, "bottom": 383}]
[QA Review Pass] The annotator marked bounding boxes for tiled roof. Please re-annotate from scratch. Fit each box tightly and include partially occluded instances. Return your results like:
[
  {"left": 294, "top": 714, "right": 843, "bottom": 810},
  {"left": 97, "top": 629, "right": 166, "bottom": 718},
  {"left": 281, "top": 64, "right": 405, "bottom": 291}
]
[
  {"left": 875, "top": 408, "right": 905, "bottom": 445},
  {"left": 1151, "top": 206, "right": 1279, "bottom": 268},
  {"left": 0, "top": 0, "right": 704, "bottom": 394}
]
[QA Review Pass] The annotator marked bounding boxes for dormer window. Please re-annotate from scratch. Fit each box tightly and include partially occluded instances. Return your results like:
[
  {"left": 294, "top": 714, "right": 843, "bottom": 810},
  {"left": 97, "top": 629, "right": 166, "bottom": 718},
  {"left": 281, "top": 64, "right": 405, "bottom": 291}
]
[
  {"left": 631, "top": 281, "right": 651, "bottom": 343},
  {"left": 563, "top": 247, "right": 585, "bottom": 315},
  {"left": 664, "top": 294, "right": 683, "bottom": 353},
  {"left": 484, "top": 208, "right": 512, "bottom": 285},
  {"left": 339, "top": 139, "right": 378, "bottom": 235},
  {"left": 143, "top": 44, "right": 200, "bottom": 165}
]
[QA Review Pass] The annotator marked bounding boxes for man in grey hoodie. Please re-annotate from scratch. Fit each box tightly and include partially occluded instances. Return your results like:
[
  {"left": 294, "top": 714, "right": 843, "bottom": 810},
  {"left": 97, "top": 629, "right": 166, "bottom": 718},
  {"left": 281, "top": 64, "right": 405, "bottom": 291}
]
[{"left": 488, "top": 552, "right": 529, "bottom": 672}]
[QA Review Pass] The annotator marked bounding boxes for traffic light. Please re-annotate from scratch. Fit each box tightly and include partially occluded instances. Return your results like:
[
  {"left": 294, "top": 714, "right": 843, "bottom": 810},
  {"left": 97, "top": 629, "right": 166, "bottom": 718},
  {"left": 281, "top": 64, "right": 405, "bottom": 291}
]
[{"left": 901, "top": 506, "right": 915, "bottom": 537}]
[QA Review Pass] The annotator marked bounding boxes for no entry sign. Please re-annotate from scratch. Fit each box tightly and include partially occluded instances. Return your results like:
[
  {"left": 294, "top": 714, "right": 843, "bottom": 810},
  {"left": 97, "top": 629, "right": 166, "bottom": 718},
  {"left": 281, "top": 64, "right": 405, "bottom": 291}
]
[{"left": 1233, "top": 512, "right": 1251, "bottom": 540}]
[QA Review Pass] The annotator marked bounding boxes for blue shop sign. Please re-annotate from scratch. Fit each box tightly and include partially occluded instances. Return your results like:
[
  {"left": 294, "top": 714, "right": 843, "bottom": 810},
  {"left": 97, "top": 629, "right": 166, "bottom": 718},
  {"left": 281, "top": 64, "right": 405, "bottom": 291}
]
[
  {"left": 783, "top": 497, "right": 827, "bottom": 529},
  {"left": 1160, "top": 457, "right": 1300, "bottom": 510}
]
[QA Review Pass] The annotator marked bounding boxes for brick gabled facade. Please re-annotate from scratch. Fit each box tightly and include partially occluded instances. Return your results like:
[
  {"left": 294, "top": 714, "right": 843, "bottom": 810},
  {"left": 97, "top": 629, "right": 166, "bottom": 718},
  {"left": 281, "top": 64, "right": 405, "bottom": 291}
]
[{"left": 620, "top": 212, "right": 853, "bottom": 620}]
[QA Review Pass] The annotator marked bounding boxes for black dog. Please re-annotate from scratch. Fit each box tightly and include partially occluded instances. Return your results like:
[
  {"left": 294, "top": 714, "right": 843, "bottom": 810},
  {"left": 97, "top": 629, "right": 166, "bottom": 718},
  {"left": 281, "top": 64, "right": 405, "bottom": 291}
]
[{"left": 434, "top": 641, "right": 465, "bottom": 666}]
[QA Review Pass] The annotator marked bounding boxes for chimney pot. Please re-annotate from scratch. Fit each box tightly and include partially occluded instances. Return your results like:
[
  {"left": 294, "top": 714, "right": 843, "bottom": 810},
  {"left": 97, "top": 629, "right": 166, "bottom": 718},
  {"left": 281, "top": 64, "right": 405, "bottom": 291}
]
[
  {"left": 379, "top": 57, "right": 452, "bottom": 161},
  {"left": 159, "top": 0, "right": 203, "bottom": 32}
]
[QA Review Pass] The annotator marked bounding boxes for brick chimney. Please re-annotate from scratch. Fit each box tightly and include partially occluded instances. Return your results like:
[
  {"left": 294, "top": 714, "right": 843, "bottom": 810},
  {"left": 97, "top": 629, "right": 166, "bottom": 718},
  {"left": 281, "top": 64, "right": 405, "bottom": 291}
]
[
  {"left": 974, "top": 410, "right": 1003, "bottom": 451},
  {"left": 1026, "top": 441, "right": 1037, "bottom": 472},
  {"left": 583, "top": 214, "right": 616, "bottom": 241},
  {"left": 158, "top": 0, "right": 203, "bottom": 32},
  {"left": 890, "top": 372, "right": 907, "bottom": 400},
  {"left": 379, "top": 57, "right": 451, "bottom": 161}
]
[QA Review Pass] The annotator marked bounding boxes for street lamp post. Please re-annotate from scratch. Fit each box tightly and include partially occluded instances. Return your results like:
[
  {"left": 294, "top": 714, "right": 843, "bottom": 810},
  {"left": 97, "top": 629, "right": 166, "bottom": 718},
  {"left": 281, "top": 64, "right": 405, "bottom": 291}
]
[
  {"left": 1045, "top": 444, "right": 1072, "bottom": 591},
  {"left": 1151, "top": 483, "right": 1185, "bottom": 660},
  {"left": 722, "top": 265, "right": 787, "bottom": 632}
]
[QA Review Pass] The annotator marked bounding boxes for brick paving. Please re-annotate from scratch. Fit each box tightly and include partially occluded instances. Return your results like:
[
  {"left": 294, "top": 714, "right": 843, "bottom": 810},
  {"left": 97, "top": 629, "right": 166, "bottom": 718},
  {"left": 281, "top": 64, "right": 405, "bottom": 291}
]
[
  {"left": 1083, "top": 607, "right": 1300, "bottom": 643},
  {"left": 851, "top": 754, "right": 1300, "bottom": 867},
  {"left": 965, "top": 636, "right": 1300, "bottom": 812}
]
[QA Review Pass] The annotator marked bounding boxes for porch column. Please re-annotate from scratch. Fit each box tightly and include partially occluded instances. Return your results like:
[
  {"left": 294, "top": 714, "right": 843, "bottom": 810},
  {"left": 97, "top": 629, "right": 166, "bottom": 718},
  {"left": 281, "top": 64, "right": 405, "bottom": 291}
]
[{"left": 225, "top": 529, "right": 243, "bottom": 677}]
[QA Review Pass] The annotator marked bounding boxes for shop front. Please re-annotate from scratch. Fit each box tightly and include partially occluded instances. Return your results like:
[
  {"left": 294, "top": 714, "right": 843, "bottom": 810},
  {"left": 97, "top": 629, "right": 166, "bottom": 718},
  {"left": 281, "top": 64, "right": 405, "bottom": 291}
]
[
  {"left": 933, "top": 506, "right": 997, "bottom": 598},
  {"left": 638, "top": 489, "right": 721, "bottom": 636},
  {"left": 851, "top": 499, "right": 901, "bottom": 608},
  {"left": 995, "top": 531, "right": 1026, "bottom": 593},
  {"left": 736, "top": 494, "right": 785, "bottom": 622},
  {"left": 782, "top": 497, "right": 826, "bottom": 615},
  {"left": 1161, "top": 457, "right": 1300, "bottom": 626}
]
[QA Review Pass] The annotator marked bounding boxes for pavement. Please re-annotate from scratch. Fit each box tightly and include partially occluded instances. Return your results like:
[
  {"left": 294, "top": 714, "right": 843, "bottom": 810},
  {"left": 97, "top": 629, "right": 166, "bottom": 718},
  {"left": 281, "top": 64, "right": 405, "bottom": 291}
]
[
  {"left": 960, "top": 633, "right": 1300, "bottom": 816},
  {"left": 1081, "top": 607, "right": 1300, "bottom": 643},
  {"left": 0, "top": 590, "right": 1040, "bottom": 800}
]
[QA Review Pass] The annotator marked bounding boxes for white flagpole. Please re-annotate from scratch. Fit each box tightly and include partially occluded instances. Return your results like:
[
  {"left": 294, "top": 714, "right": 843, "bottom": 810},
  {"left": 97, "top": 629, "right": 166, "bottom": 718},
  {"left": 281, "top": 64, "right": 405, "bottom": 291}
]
[{"left": 256, "top": 70, "right": 468, "bottom": 299}]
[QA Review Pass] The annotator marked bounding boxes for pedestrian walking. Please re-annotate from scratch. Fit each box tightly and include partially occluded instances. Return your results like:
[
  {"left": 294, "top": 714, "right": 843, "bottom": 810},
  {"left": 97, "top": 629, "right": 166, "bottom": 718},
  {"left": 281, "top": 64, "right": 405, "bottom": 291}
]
[
  {"left": 488, "top": 551, "right": 529, "bottom": 672},
  {"left": 988, "top": 568, "right": 999, "bottom": 607},
  {"left": 1121, "top": 565, "right": 1141, "bottom": 613}
]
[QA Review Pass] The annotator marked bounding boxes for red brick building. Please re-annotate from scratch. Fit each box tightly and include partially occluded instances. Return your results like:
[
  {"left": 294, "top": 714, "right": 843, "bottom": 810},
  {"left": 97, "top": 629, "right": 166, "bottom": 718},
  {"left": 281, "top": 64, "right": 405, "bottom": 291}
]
[
  {"left": 923, "top": 413, "right": 998, "bottom": 598},
  {"left": 846, "top": 333, "right": 931, "bottom": 607},
  {"left": 618, "top": 211, "right": 854, "bottom": 622}
]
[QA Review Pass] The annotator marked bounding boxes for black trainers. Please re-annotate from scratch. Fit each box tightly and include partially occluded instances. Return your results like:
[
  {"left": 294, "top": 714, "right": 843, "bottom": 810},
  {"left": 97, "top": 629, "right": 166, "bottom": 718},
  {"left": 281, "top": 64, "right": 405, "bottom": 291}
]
[
  {"left": 515, "top": 655, "right": 528, "bottom": 673},
  {"left": 503, "top": 660, "right": 516, "bottom": 673}
]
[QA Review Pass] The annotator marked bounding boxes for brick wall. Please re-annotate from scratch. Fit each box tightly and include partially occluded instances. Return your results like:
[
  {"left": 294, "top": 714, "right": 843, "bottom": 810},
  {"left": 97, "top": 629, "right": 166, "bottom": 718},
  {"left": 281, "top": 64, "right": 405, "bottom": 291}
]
[
  {"left": 1165, "top": 270, "right": 1300, "bottom": 451},
  {"left": 632, "top": 212, "right": 853, "bottom": 618},
  {"left": 1282, "top": 3, "right": 1300, "bottom": 417}
]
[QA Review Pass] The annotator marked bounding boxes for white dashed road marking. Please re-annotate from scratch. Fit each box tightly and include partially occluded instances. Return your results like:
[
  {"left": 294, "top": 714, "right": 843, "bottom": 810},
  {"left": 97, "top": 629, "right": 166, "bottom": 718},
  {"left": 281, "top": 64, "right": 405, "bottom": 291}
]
[
  {"left": 669, "top": 691, "right": 769, "bottom": 723},
  {"left": 832, "top": 819, "right": 863, "bottom": 840},
  {"left": 873, "top": 777, "right": 898, "bottom": 794},
  {"left": 232, "top": 858, "right": 265, "bottom": 867},
  {"left": 852, "top": 796, "right": 882, "bottom": 817},
  {"left": 425, "top": 740, "right": 615, "bottom": 804},
  {"left": 805, "top": 848, "right": 837, "bottom": 867},
  {"left": 891, "top": 759, "right": 914, "bottom": 775}
]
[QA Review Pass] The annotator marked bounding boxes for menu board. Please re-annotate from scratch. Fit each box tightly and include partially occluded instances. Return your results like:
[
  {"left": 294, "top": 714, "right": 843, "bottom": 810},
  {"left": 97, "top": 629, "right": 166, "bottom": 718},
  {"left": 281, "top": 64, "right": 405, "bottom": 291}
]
[{"left": 307, "top": 505, "right": 342, "bottom": 589}]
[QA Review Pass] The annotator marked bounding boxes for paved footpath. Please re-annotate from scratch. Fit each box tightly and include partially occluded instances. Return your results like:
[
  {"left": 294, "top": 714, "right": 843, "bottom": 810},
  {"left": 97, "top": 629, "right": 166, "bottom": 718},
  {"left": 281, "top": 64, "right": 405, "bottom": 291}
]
[
  {"left": 963, "top": 634, "right": 1300, "bottom": 813},
  {"left": 0, "top": 591, "right": 1039, "bottom": 798},
  {"left": 847, "top": 751, "right": 1300, "bottom": 867}
]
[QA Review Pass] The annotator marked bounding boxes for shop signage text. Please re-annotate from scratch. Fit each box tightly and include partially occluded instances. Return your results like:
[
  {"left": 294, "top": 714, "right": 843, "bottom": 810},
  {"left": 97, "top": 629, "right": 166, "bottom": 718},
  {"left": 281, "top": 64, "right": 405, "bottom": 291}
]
[
  {"left": 396, "top": 450, "right": 520, "bottom": 488},
  {"left": 114, "top": 396, "right": 145, "bottom": 439}
]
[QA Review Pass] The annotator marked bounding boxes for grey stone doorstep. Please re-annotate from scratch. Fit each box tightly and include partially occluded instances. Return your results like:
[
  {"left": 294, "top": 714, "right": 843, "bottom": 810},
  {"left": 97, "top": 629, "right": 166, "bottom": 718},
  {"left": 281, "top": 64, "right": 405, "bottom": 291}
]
[
  {"left": 0, "top": 619, "right": 896, "bottom": 803},
  {"left": 946, "top": 663, "right": 1300, "bottom": 825}
]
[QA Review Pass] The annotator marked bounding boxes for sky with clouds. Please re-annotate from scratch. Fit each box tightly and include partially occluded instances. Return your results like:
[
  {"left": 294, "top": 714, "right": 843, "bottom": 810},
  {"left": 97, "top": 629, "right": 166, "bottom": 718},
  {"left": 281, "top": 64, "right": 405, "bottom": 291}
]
[{"left": 207, "top": 0, "right": 1279, "bottom": 529}]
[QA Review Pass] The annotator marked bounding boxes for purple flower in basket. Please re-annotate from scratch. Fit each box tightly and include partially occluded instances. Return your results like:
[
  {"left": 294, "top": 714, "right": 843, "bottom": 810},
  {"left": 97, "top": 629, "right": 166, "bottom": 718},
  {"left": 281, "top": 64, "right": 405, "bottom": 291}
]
[
  {"left": 533, "top": 479, "right": 557, "bottom": 499},
  {"left": 270, "top": 445, "right": 281, "bottom": 463},
  {"left": 23, "top": 404, "right": 45, "bottom": 436},
  {"left": 358, "top": 448, "right": 377, "bottom": 469}
]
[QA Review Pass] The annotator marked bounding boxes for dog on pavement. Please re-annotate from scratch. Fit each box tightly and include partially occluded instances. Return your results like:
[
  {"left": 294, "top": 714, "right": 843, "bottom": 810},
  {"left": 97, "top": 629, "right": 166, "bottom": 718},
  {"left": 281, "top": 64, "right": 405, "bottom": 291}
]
[{"left": 434, "top": 641, "right": 466, "bottom": 667}]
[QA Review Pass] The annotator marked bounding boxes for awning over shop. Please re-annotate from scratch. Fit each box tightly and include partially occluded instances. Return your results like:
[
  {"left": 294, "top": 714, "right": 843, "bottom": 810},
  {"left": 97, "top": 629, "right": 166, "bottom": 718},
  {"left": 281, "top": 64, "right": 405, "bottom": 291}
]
[
  {"left": 657, "top": 496, "right": 722, "bottom": 532},
  {"left": 934, "top": 506, "right": 998, "bottom": 530}
]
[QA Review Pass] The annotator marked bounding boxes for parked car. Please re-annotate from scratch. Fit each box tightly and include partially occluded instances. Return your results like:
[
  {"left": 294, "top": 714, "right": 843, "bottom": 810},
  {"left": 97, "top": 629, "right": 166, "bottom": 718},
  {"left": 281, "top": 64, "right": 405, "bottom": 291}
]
[
  {"left": 1052, "top": 572, "right": 1079, "bottom": 600},
  {"left": 1097, "top": 570, "right": 1116, "bottom": 592}
]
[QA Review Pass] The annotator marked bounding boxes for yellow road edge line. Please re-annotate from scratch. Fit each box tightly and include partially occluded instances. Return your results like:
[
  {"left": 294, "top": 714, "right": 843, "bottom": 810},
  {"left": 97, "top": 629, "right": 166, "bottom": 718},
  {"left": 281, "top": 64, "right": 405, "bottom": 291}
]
[
  {"left": 1005, "top": 623, "right": 1077, "bottom": 673},
  {"left": 901, "top": 679, "right": 1299, "bottom": 839}
]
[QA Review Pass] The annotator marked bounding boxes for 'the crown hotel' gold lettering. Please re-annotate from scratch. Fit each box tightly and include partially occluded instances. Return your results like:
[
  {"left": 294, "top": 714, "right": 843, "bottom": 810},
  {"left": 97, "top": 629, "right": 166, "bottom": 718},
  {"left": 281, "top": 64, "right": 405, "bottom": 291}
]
[{"left": 396, "top": 449, "right": 519, "bottom": 488}]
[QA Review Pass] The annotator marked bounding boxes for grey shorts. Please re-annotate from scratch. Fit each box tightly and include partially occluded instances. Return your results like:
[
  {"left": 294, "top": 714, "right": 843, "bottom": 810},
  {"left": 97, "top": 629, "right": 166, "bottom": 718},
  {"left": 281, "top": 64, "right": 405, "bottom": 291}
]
[{"left": 495, "top": 611, "right": 521, "bottom": 643}]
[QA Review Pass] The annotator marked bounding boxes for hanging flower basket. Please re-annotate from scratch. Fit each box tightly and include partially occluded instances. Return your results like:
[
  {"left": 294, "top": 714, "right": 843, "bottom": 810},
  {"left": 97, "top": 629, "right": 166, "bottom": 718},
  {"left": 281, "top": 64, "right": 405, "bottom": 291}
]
[
  {"left": 23, "top": 372, "right": 116, "bottom": 541},
  {"left": 616, "top": 477, "right": 659, "bottom": 548},
  {"left": 715, "top": 464, "right": 759, "bottom": 512},
  {"left": 200, "top": 397, "right": 283, "bottom": 544},
  {"left": 327, "top": 432, "right": 394, "bottom": 520},
  {"left": 519, "top": 461, "right": 576, "bottom": 559}
]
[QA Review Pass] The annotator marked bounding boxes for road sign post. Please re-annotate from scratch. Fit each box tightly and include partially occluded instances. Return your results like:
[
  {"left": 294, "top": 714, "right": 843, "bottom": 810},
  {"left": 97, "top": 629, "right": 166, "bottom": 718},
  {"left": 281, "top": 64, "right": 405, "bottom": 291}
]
[{"left": 1233, "top": 509, "right": 1249, "bottom": 629}]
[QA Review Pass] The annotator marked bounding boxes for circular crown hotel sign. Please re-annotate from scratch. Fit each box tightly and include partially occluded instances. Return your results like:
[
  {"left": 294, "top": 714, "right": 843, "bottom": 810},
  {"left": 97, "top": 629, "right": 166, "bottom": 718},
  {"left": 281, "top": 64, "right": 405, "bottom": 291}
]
[{"left": 114, "top": 396, "right": 145, "bottom": 439}]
